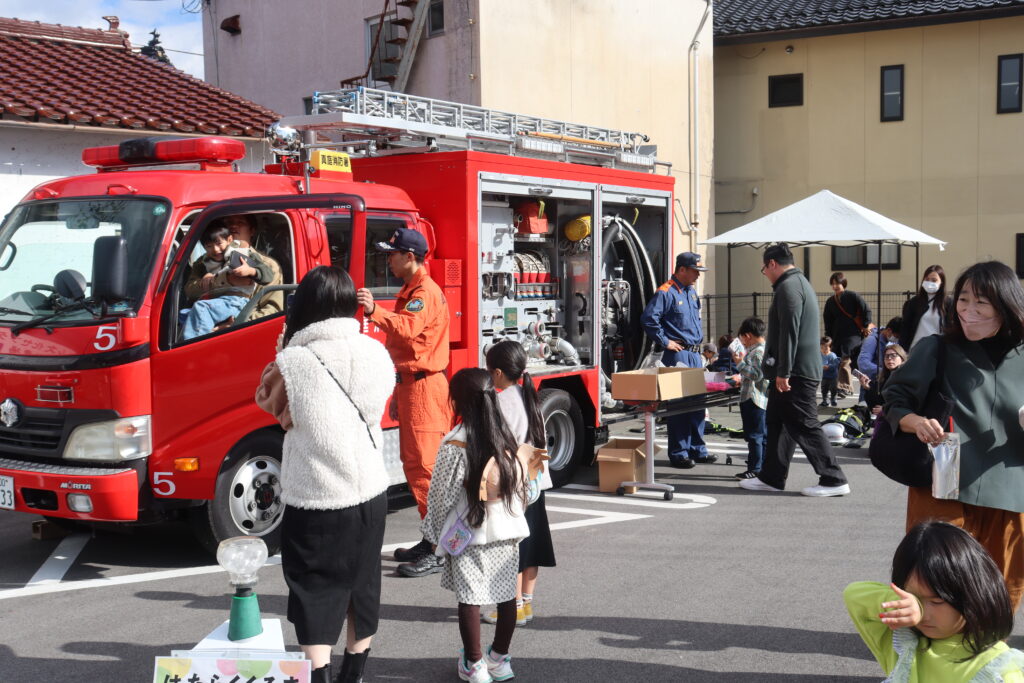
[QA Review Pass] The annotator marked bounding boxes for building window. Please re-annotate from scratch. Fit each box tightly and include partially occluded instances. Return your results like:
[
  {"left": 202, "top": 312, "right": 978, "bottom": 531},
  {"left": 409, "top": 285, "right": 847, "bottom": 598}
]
[
  {"left": 367, "top": 15, "right": 401, "bottom": 84},
  {"left": 1016, "top": 234, "right": 1024, "bottom": 279},
  {"left": 831, "top": 244, "right": 901, "bottom": 271},
  {"left": 998, "top": 54, "right": 1023, "bottom": 114},
  {"left": 428, "top": 0, "right": 444, "bottom": 36},
  {"left": 880, "top": 65, "right": 904, "bottom": 122},
  {"left": 768, "top": 74, "right": 803, "bottom": 108}
]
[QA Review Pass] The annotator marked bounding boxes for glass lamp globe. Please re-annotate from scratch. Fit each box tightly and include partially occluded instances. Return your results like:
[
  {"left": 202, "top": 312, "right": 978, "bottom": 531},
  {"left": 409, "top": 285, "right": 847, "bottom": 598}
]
[
  {"left": 216, "top": 536, "right": 267, "bottom": 641},
  {"left": 217, "top": 536, "right": 268, "bottom": 590}
]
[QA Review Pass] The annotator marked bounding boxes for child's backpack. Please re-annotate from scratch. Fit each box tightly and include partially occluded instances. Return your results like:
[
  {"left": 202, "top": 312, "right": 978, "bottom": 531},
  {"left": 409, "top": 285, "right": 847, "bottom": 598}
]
[{"left": 822, "top": 406, "right": 871, "bottom": 445}]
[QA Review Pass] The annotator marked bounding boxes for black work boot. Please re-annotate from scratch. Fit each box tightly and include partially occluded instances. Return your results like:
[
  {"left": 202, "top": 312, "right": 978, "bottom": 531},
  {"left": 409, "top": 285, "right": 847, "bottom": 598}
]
[
  {"left": 397, "top": 552, "right": 445, "bottom": 577},
  {"left": 393, "top": 537, "right": 431, "bottom": 562},
  {"left": 336, "top": 648, "right": 370, "bottom": 683},
  {"left": 312, "top": 663, "right": 332, "bottom": 683}
]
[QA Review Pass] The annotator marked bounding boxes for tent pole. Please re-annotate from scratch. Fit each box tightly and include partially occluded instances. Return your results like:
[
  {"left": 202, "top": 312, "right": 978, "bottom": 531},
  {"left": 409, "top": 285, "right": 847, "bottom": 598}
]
[
  {"left": 877, "top": 240, "right": 883, "bottom": 322},
  {"left": 727, "top": 245, "right": 733, "bottom": 334},
  {"left": 915, "top": 244, "right": 920, "bottom": 290}
]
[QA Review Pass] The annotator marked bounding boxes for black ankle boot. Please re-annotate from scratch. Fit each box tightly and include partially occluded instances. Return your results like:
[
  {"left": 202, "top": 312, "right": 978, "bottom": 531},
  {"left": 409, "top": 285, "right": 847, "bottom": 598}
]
[
  {"left": 312, "top": 663, "right": 332, "bottom": 683},
  {"left": 336, "top": 648, "right": 370, "bottom": 683}
]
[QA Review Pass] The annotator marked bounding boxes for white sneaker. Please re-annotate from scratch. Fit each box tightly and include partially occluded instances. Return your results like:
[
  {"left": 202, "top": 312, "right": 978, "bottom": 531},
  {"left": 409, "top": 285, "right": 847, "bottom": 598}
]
[
  {"left": 801, "top": 483, "right": 851, "bottom": 497},
  {"left": 458, "top": 653, "right": 493, "bottom": 683},
  {"left": 486, "top": 646, "right": 515, "bottom": 681},
  {"left": 738, "top": 477, "right": 783, "bottom": 492}
]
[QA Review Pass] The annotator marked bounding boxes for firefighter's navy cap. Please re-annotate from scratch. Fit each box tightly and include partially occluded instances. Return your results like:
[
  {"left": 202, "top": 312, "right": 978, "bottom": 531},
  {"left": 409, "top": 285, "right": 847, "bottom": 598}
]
[
  {"left": 676, "top": 251, "right": 708, "bottom": 271},
  {"left": 375, "top": 228, "right": 428, "bottom": 257}
]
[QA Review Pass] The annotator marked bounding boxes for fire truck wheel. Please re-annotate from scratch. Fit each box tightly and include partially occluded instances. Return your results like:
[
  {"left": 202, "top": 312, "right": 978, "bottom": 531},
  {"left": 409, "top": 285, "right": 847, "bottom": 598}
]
[
  {"left": 190, "top": 433, "right": 285, "bottom": 556},
  {"left": 539, "top": 388, "right": 584, "bottom": 488}
]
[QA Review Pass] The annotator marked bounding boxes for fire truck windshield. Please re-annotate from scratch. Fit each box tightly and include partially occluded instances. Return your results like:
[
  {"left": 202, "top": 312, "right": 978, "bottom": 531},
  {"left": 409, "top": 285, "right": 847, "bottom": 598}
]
[{"left": 0, "top": 198, "right": 169, "bottom": 325}]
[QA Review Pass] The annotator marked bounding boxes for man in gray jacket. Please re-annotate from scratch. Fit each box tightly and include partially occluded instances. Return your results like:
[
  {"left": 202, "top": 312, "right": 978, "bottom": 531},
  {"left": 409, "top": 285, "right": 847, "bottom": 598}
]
[{"left": 739, "top": 243, "right": 850, "bottom": 497}]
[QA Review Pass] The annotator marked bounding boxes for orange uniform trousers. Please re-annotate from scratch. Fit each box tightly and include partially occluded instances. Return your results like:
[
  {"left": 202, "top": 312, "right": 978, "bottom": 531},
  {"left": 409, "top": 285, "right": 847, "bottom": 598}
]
[
  {"left": 906, "top": 486, "right": 1024, "bottom": 609},
  {"left": 396, "top": 372, "right": 453, "bottom": 518}
]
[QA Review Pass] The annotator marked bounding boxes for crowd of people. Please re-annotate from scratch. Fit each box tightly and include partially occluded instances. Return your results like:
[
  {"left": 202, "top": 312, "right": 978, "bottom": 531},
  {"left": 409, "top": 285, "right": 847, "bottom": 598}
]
[
  {"left": 641, "top": 242, "right": 1024, "bottom": 680},
  {"left": 251, "top": 226, "right": 1023, "bottom": 682}
]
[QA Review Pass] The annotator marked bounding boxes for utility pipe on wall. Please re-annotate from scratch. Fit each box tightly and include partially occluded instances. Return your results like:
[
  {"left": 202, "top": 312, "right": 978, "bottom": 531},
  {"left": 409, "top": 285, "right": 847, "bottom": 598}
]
[{"left": 688, "top": 0, "right": 712, "bottom": 234}]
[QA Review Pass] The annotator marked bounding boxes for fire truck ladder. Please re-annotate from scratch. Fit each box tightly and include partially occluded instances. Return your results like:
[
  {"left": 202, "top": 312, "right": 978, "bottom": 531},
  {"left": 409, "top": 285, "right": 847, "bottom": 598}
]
[{"left": 276, "top": 87, "right": 659, "bottom": 170}]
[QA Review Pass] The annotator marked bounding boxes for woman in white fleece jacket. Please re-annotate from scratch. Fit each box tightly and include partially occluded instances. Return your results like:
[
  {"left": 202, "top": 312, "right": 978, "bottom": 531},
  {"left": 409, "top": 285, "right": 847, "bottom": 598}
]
[{"left": 256, "top": 266, "right": 394, "bottom": 683}]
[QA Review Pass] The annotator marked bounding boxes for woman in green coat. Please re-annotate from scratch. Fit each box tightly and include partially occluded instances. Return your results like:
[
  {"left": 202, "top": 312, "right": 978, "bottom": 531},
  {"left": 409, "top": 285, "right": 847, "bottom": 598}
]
[{"left": 883, "top": 261, "right": 1024, "bottom": 609}]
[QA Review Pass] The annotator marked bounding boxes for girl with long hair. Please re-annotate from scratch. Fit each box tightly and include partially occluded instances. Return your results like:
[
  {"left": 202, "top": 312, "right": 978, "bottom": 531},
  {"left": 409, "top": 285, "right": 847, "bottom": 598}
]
[
  {"left": 422, "top": 368, "right": 531, "bottom": 682},
  {"left": 864, "top": 343, "right": 907, "bottom": 417},
  {"left": 256, "top": 266, "right": 395, "bottom": 683},
  {"left": 901, "top": 264, "right": 952, "bottom": 349},
  {"left": 482, "top": 341, "right": 556, "bottom": 627}
]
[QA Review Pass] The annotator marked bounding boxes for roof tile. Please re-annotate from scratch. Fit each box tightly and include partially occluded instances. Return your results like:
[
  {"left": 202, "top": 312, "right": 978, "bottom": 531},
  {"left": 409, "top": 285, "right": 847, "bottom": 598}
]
[
  {"left": 0, "top": 16, "right": 278, "bottom": 135},
  {"left": 715, "top": 0, "right": 1024, "bottom": 37}
]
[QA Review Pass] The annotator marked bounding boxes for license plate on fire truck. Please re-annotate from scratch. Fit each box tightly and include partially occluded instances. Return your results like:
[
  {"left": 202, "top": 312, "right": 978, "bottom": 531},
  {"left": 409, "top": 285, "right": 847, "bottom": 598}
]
[{"left": 0, "top": 475, "right": 13, "bottom": 509}]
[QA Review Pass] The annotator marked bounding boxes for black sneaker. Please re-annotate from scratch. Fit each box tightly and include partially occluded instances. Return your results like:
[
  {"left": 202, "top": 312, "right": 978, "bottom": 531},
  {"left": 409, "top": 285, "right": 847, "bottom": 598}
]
[
  {"left": 394, "top": 538, "right": 432, "bottom": 563},
  {"left": 734, "top": 470, "right": 760, "bottom": 479},
  {"left": 398, "top": 552, "right": 445, "bottom": 578},
  {"left": 693, "top": 454, "right": 718, "bottom": 464},
  {"left": 669, "top": 458, "right": 696, "bottom": 469},
  {"left": 819, "top": 401, "right": 829, "bottom": 407}
]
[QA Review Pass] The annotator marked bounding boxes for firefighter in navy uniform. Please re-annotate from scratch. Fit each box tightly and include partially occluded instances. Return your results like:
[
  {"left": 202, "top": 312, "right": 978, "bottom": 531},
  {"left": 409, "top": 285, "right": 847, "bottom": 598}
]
[
  {"left": 356, "top": 228, "right": 454, "bottom": 578},
  {"left": 640, "top": 252, "right": 714, "bottom": 468}
]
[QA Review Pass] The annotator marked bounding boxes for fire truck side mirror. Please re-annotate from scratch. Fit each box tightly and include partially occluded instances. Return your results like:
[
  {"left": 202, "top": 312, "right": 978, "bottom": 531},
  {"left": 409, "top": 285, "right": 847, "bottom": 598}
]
[{"left": 92, "top": 236, "right": 128, "bottom": 302}]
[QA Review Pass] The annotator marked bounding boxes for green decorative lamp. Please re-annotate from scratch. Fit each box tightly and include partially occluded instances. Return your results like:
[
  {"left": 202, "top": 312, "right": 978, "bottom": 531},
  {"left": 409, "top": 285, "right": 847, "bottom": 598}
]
[{"left": 216, "top": 536, "right": 268, "bottom": 641}]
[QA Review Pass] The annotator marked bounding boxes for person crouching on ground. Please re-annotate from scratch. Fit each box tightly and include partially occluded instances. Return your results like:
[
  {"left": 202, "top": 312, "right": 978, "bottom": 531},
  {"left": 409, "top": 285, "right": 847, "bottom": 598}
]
[
  {"left": 255, "top": 266, "right": 395, "bottom": 683},
  {"left": 730, "top": 317, "right": 769, "bottom": 480},
  {"left": 422, "top": 368, "right": 531, "bottom": 683},
  {"left": 483, "top": 341, "right": 556, "bottom": 630}
]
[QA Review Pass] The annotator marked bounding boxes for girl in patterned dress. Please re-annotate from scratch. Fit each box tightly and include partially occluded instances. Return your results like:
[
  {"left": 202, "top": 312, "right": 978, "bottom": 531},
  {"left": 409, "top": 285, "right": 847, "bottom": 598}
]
[
  {"left": 422, "top": 368, "right": 530, "bottom": 683},
  {"left": 844, "top": 521, "right": 1024, "bottom": 682}
]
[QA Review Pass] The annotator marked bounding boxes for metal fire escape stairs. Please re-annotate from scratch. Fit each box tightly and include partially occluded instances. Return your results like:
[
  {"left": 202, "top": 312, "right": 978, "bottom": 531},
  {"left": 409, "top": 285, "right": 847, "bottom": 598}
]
[
  {"left": 340, "top": 0, "right": 427, "bottom": 93},
  {"left": 277, "top": 87, "right": 662, "bottom": 171}
]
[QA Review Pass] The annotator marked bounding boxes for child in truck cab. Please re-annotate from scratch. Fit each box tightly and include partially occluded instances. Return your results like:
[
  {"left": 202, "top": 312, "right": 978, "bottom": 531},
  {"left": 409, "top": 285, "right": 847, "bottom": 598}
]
[{"left": 180, "top": 218, "right": 277, "bottom": 339}]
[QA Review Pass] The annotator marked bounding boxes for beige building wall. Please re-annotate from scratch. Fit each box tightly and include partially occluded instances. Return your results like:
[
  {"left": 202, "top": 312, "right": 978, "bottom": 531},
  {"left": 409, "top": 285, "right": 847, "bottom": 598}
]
[
  {"left": 202, "top": 0, "right": 715, "bottom": 286},
  {"left": 714, "top": 15, "right": 1024, "bottom": 302},
  {"left": 476, "top": 0, "right": 715, "bottom": 276}
]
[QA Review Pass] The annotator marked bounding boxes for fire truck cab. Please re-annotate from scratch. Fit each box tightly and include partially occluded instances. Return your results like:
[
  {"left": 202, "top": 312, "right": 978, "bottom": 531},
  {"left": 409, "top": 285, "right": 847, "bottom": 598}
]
[{"left": 0, "top": 88, "right": 676, "bottom": 554}]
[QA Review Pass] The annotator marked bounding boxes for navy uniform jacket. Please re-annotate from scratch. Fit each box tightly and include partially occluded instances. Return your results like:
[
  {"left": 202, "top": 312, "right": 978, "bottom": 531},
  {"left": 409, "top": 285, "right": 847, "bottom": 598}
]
[{"left": 641, "top": 276, "right": 703, "bottom": 349}]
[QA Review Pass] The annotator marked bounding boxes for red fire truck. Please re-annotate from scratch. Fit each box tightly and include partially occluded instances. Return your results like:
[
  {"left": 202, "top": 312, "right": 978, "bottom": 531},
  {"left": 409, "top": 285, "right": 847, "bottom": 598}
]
[{"left": 0, "top": 88, "right": 677, "bottom": 553}]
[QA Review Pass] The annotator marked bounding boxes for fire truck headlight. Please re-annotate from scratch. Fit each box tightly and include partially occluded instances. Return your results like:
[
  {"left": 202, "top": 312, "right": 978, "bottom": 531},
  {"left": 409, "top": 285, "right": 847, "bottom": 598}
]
[{"left": 64, "top": 416, "right": 153, "bottom": 462}]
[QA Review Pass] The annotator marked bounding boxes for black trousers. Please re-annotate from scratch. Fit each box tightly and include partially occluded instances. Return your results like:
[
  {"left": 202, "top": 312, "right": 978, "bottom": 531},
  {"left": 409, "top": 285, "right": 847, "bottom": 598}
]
[{"left": 759, "top": 376, "right": 847, "bottom": 489}]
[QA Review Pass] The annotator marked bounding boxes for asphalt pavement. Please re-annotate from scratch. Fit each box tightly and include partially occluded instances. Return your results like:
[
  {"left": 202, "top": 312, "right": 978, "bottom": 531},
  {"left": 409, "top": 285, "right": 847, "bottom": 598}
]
[{"left": 2, "top": 399, "right": 1023, "bottom": 681}]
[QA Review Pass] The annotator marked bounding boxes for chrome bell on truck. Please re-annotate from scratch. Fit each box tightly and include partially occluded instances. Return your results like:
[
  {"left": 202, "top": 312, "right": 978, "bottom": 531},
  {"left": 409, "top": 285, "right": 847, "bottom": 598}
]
[{"left": 266, "top": 122, "right": 302, "bottom": 157}]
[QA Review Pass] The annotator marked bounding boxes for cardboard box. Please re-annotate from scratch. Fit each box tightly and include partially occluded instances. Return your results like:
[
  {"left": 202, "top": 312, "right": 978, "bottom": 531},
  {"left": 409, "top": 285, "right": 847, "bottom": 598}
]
[
  {"left": 596, "top": 437, "right": 646, "bottom": 493},
  {"left": 611, "top": 367, "right": 706, "bottom": 401}
]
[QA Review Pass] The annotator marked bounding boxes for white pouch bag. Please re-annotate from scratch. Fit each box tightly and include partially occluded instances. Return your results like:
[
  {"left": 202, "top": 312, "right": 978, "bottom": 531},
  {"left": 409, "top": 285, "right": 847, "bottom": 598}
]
[{"left": 930, "top": 432, "right": 961, "bottom": 500}]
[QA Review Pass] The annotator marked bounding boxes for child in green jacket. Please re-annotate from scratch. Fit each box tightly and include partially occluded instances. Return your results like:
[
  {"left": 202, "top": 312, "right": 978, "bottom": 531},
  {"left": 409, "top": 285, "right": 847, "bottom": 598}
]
[{"left": 844, "top": 521, "right": 1024, "bottom": 682}]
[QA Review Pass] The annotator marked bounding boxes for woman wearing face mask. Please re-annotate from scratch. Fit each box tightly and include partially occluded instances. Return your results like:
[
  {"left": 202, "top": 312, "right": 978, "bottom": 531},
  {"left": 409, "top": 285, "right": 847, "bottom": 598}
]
[
  {"left": 882, "top": 261, "right": 1024, "bottom": 609},
  {"left": 900, "top": 265, "right": 952, "bottom": 350}
]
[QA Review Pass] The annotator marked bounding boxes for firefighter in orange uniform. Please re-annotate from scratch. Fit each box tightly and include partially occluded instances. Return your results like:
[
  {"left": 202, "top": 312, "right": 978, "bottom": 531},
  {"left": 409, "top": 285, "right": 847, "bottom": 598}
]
[{"left": 356, "top": 227, "right": 453, "bottom": 578}]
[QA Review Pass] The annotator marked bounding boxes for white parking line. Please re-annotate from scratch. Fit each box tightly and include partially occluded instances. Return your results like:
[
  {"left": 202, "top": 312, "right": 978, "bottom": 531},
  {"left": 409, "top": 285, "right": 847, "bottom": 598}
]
[
  {"left": 549, "top": 486, "right": 716, "bottom": 509},
  {"left": 27, "top": 533, "right": 90, "bottom": 586},
  {"left": 382, "top": 505, "right": 651, "bottom": 557},
  {"left": 0, "top": 556, "right": 283, "bottom": 601}
]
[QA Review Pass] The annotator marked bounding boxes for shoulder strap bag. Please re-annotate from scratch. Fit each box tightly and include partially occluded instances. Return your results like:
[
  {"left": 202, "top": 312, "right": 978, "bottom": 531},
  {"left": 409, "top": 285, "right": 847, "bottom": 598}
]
[
  {"left": 868, "top": 339, "right": 953, "bottom": 487},
  {"left": 834, "top": 294, "right": 866, "bottom": 335},
  {"left": 307, "top": 349, "right": 378, "bottom": 449}
]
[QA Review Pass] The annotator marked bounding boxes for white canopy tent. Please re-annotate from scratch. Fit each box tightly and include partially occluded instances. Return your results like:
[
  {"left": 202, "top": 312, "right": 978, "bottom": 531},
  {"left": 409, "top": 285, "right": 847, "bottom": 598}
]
[{"left": 702, "top": 190, "right": 947, "bottom": 330}]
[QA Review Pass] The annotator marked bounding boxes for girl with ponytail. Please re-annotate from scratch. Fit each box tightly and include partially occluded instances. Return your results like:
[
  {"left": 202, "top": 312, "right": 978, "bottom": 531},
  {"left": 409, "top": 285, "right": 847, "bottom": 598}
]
[
  {"left": 421, "top": 367, "right": 530, "bottom": 682},
  {"left": 483, "top": 341, "right": 557, "bottom": 629}
]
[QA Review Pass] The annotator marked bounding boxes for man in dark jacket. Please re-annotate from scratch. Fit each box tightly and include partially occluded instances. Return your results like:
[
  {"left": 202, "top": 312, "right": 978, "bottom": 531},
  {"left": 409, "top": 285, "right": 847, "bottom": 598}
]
[{"left": 739, "top": 243, "right": 850, "bottom": 497}]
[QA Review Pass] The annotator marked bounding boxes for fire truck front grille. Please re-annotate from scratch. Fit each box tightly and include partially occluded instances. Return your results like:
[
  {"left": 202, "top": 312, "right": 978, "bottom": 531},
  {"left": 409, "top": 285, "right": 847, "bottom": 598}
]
[
  {"left": 0, "top": 415, "right": 64, "bottom": 449},
  {"left": 0, "top": 407, "right": 120, "bottom": 457}
]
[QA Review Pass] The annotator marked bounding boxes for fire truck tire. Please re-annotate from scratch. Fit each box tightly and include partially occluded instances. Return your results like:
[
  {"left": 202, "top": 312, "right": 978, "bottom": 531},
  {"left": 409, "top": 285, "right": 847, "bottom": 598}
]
[
  {"left": 189, "top": 432, "right": 285, "bottom": 556},
  {"left": 539, "top": 388, "right": 584, "bottom": 488}
]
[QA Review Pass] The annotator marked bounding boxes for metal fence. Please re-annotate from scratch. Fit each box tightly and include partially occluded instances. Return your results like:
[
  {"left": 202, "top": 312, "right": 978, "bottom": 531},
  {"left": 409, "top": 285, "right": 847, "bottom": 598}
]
[{"left": 701, "top": 290, "right": 917, "bottom": 342}]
